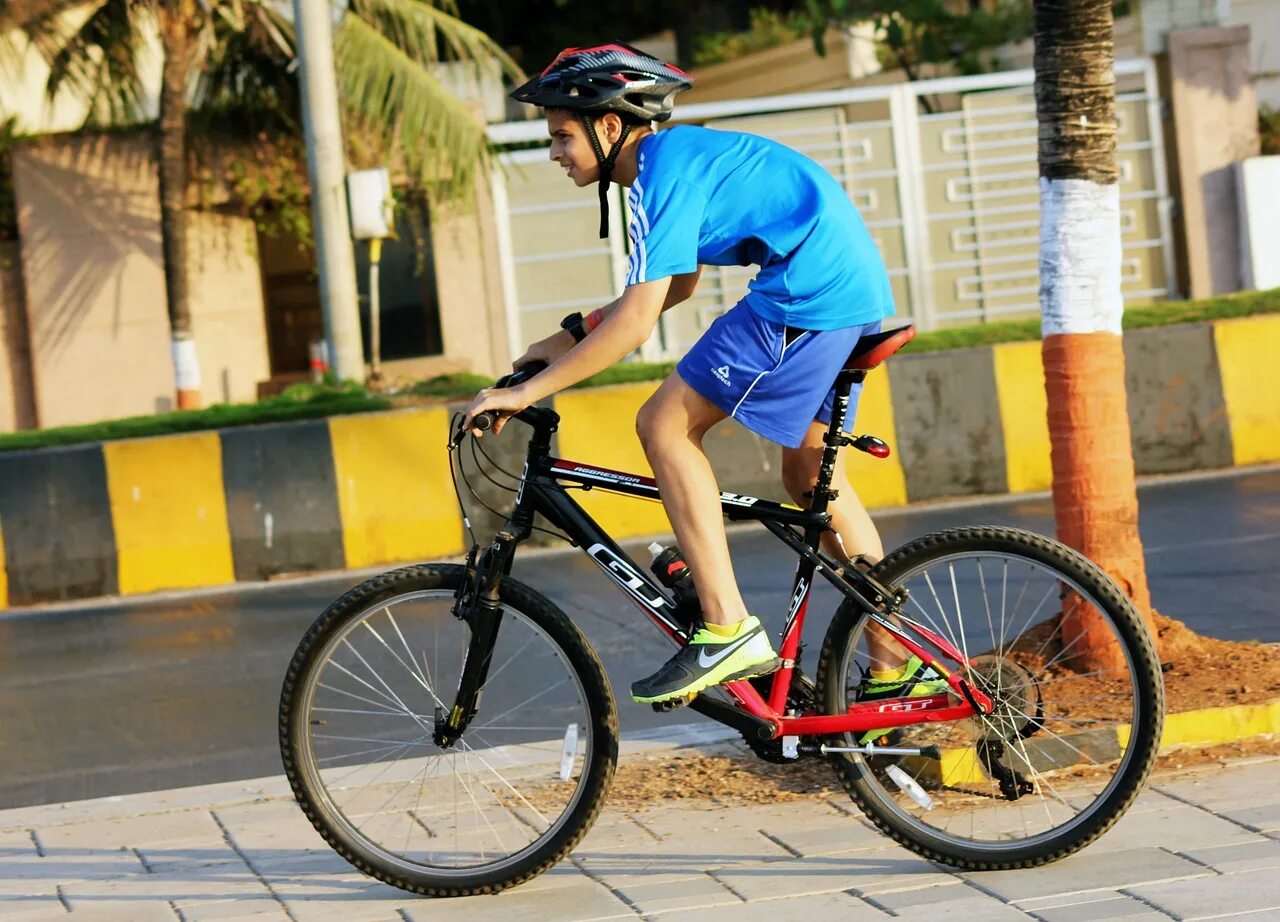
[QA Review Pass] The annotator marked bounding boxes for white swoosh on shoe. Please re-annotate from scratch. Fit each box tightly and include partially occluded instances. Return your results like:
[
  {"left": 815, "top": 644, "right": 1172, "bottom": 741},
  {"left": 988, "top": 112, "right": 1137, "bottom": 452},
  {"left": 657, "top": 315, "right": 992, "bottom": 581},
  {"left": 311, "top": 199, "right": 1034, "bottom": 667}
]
[{"left": 697, "top": 630, "right": 759, "bottom": 669}]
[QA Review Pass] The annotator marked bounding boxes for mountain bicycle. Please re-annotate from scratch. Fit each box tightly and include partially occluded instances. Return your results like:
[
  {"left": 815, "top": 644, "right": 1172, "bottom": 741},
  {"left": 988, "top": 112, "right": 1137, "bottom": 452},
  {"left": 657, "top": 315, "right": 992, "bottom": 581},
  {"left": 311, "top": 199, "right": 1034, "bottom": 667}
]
[{"left": 278, "top": 324, "right": 1164, "bottom": 897}]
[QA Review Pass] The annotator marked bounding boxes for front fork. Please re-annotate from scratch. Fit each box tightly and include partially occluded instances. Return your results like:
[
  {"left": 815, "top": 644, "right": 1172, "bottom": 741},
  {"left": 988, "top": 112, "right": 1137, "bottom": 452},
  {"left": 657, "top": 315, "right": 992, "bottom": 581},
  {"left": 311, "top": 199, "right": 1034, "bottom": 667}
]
[{"left": 434, "top": 531, "right": 519, "bottom": 748}]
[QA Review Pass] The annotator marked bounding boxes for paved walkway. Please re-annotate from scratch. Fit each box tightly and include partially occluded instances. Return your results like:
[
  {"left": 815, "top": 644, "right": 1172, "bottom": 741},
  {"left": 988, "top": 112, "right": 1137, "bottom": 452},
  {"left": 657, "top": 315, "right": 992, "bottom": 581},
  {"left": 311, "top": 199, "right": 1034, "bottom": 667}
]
[{"left": 2, "top": 739, "right": 1279, "bottom": 922}]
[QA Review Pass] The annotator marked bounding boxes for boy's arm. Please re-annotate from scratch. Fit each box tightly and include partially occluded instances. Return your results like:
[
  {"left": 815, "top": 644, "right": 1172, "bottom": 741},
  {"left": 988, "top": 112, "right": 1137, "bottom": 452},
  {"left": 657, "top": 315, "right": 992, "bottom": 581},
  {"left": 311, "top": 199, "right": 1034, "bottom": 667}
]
[{"left": 515, "top": 277, "right": 672, "bottom": 406}]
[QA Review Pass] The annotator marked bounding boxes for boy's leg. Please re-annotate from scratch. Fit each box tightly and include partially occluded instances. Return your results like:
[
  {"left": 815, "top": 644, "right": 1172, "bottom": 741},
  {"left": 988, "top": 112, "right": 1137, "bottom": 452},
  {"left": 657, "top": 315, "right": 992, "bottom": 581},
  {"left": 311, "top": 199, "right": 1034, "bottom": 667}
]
[
  {"left": 635, "top": 372, "right": 747, "bottom": 626},
  {"left": 780, "top": 419, "right": 903, "bottom": 670},
  {"left": 629, "top": 372, "right": 779, "bottom": 704}
]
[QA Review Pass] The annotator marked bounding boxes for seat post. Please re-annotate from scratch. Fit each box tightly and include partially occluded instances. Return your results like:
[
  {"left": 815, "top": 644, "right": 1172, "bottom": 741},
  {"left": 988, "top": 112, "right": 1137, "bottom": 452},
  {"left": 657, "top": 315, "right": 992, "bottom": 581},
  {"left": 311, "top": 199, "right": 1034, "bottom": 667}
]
[{"left": 808, "top": 369, "right": 865, "bottom": 518}]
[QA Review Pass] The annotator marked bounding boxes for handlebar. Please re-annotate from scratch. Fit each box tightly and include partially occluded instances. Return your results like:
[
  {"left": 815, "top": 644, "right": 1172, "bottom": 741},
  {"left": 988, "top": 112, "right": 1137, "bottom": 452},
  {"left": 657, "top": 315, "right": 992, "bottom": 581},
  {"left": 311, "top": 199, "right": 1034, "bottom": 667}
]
[{"left": 449, "top": 360, "right": 548, "bottom": 449}]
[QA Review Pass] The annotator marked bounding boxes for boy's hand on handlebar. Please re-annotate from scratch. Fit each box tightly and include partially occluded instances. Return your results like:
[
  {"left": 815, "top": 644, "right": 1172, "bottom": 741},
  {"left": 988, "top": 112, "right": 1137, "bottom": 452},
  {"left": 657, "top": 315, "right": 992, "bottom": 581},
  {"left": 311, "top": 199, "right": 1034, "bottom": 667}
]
[
  {"left": 514, "top": 329, "right": 575, "bottom": 370},
  {"left": 460, "top": 385, "right": 532, "bottom": 438}
]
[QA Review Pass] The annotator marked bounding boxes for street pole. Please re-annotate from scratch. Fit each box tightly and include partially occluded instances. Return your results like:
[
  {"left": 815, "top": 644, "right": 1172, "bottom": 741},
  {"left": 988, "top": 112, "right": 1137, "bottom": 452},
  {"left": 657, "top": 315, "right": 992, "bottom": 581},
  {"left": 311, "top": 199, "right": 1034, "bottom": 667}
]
[{"left": 292, "top": 0, "right": 364, "bottom": 383}]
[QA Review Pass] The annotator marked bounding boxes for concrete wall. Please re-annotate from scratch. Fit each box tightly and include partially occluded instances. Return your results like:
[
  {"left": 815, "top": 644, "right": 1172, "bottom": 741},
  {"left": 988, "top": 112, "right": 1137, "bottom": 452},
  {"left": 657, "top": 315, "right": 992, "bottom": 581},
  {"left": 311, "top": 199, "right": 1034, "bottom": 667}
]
[
  {"left": 2, "top": 314, "right": 1277, "bottom": 608},
  {"left": 1167, "top": 26, "right": 1262, "bottom": 299},
  {"left": 8, "top": 135, "right": 272, "bottom": 427},
  {"left": 187, "top": 213, "right": 271, "bottom": 406},
  {"left": 11, "top": 135, "right": 175, "bottom": 427}
]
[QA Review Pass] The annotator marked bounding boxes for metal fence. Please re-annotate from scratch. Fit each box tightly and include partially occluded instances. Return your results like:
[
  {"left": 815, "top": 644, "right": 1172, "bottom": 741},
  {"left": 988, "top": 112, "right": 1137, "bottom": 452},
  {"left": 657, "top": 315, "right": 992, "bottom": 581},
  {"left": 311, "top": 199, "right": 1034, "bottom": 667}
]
[{"left": 488, "top": 58, "right": 1175, "bottom": 361}]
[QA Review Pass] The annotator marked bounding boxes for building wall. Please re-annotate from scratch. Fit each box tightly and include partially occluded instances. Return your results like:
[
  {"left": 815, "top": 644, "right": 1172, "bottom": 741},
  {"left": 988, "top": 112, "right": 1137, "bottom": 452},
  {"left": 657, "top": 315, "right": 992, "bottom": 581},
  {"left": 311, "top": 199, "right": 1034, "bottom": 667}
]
[
  {"left": 1, "top": 315, "right": 1275, "bottom": 608},
  {"left": 187, "top": 212, "right": 271, "bottom": 405},
  {"left": 11, "top": 134, "right": 175, "bottom": 427},
  {"left": 8, "top": 134, "right": 271, "bottom": 428}
]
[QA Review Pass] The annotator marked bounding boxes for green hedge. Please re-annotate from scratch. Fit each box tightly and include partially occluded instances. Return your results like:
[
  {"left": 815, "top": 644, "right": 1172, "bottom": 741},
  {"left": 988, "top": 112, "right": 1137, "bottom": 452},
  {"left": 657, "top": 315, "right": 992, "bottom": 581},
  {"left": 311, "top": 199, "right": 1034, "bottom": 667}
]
[{"left": 3, "top": 286, "right": 1276, "bottom": 453}]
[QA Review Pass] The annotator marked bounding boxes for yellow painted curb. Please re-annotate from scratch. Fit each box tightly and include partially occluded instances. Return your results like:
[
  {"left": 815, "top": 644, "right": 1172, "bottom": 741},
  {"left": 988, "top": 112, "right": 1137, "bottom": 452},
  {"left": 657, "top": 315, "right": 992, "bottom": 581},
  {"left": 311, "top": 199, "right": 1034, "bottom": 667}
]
[
  {"left": 103, "top": 432, "right": 236, "bottom": 595},
  {"left": 1214, "top": 315, "right": 1280, "bottom": 465},
  {"left": 908, "top": 697, "right": 1280, "bottom": 787},
  {"left": 844, "top": 369, "right": 908, "bottom": 509},
  {"left": 992, "top": 341, "right": 1052, "bottom": 494}
]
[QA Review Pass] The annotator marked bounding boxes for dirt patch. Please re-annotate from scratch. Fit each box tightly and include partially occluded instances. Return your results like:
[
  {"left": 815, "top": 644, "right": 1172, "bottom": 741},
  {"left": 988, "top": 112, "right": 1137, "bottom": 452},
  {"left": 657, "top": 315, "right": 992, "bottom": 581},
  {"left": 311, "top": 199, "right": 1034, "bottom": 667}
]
[
  {"left": 604, "top": 737, "right": 1280, "bottom": 811},
  {"left": 1150, "top": 613, "right": 1280, "bottom": 711}
]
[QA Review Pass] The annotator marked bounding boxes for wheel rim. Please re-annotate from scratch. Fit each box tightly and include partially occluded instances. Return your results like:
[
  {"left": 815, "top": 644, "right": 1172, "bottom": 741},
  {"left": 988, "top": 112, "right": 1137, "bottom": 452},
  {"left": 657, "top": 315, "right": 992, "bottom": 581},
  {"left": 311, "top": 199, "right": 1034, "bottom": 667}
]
[
  {"left": 836, "top": 550, "right": 1146, "bottom": 852},
  {"left": 295, "top": 589, "right": 595, "bottom": 876}
]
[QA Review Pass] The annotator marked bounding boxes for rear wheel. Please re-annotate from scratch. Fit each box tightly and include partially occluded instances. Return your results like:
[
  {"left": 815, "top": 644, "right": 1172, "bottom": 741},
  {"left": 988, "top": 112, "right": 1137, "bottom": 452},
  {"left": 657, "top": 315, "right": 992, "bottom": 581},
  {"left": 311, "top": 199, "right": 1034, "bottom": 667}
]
[
  {"left": 280, "top": 564, "right": 617, "bottom": 896},
  {"left": 817, "top": 527, "right": 1163, "bottom": 869}
]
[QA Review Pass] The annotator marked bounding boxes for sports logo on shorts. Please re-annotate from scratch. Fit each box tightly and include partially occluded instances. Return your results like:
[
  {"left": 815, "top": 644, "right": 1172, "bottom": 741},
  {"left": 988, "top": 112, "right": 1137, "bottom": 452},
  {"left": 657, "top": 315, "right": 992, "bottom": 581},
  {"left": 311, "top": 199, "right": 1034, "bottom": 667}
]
[{"left": 712, "top": 365, "right": 731, "bottom": 386}]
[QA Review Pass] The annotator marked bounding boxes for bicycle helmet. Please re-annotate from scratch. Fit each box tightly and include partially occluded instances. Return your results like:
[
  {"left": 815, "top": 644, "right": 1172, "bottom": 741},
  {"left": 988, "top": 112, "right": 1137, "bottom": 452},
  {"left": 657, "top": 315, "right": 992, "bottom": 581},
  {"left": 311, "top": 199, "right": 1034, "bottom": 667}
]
[{"left": 510, "top": 42, "right": 693, "bottom": 238}]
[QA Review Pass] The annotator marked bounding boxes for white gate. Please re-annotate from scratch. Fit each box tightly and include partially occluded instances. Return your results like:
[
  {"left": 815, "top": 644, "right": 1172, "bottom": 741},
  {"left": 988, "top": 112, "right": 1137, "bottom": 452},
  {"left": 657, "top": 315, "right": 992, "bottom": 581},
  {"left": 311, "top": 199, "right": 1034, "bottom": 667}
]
[{"left": 488, "top": 59, "right": 1175, "bottom": 361}]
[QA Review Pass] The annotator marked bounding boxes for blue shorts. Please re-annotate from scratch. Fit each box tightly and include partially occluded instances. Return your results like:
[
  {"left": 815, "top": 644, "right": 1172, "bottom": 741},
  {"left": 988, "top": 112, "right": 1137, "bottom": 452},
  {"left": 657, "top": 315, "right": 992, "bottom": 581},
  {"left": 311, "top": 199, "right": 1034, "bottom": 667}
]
[{"left": 676, "top": 305, "right": 883, "bottom": 449}]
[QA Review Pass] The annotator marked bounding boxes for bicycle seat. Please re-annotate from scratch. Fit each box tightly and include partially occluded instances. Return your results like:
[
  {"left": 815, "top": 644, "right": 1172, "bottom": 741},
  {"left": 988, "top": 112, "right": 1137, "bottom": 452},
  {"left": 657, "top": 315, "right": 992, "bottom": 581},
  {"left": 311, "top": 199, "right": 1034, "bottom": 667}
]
[{"left": 843, "top": 325, "right": 916, "bottom": 371}]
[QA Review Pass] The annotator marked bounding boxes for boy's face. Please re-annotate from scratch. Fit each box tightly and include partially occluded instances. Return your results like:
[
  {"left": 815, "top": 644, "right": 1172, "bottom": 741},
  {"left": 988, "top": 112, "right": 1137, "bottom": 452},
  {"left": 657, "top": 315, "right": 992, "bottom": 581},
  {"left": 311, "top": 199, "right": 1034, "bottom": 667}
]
[{"left": 547, "top": 110, "right": 601, "bottom": 188}]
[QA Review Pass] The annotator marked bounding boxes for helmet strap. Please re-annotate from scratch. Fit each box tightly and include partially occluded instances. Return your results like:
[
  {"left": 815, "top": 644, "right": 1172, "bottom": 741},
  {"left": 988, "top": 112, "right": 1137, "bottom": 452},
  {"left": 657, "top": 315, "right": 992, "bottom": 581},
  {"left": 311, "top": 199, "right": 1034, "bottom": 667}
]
[{"left": 581, "top": 113, "right": 631, "bottom": 239}]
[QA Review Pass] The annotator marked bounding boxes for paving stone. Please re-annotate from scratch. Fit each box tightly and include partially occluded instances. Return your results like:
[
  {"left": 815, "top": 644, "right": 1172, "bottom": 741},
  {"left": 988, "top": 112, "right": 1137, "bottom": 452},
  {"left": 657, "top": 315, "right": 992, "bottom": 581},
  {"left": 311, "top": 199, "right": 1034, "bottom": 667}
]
[
  {"left": 652, "top": 890, "right": 886, "bottom": 919},
  {"left": 0, "top": 894, "right": 68, "bottom": 921},
  {"left": 890, "top": 894, "right": 1034, "bottom": 920},
  {"left": 756, "top": 813, "right": 886, "bottom": 857},
  {"left": 2, "top": 851, "right": 147, "bottom": 883},
  {"left": 574, "top": 812, "right": 662, "bottom": 853},
  {"left": 1220, "top": 802, "right": 1280, "bottom": 833},
  {"left": 399, "top": 878, "right": 636, "bottom": 921},
  {"left": 211, "top": 802, "right": 332, "bottom": 866},
  {"left": 38, "top": 810, "right": 224, "bottom": 851},
  {"left": 960, "top": 847, "right": 1208, "bottom": 901},
  {"left": 60, "top": 903, "right": 181, "bottom": 921},
  {"left": 867, "top": 881, "right": 973, "bottom": 910},
  {"left": 174, "top": 897, "right": 294, "bottom": 922},
  {"left": 1151, "top": 760, "right": 1280, "bottom": 812},
  {"left": 714, "top": 851, "right": 949, "bottom": 902},
  {"left": 1177, "top": 839, "right": 1280, "bottom": 873},
  {"left": 611, "top": 872, "right": 740, "bottom": 915},
  {"left": 574, "top": 828, "right": 787, "bottom": 873},
  {"left": 1025, "top": 894, "right": 1172, "bottom": 921},
  {"left": 0, "top": 828, "right": 38, "bottom": 856},
  {"left": 1086, "top": 803, "right": 1264, "bottom": 853},
  {"left": 62, "top": 873, "right": 269, "bottom": 904},
  {"left": 276, "top": 880, "right": 416, "bottom": 922},
  {"left": 1127, "top": 866, "right": 1280, "bottom": 919},
  {"left": 139, "top": 850, "right": 246, "bottom": 877}
]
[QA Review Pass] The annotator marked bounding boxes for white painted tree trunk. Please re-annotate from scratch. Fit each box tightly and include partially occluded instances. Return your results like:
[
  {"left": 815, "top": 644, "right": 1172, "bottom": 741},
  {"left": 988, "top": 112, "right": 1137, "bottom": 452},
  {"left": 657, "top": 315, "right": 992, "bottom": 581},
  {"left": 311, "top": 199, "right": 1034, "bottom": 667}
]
[{"left": 1039, "top": 177, "right": 1124, "bottom": 336}]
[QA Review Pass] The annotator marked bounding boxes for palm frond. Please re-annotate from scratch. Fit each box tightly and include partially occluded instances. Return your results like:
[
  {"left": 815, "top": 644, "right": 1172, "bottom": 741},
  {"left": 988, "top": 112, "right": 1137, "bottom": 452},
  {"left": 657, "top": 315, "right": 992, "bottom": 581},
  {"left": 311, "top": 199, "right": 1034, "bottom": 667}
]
[
  {"left": 37, "top": 0, "right": 149, "bottom": 126},
  {"left": 347, "top": 0, "right": 520, "bottom": 78},
  {"left": 335, "top": 10, "right": 502, "bottom": 200}
]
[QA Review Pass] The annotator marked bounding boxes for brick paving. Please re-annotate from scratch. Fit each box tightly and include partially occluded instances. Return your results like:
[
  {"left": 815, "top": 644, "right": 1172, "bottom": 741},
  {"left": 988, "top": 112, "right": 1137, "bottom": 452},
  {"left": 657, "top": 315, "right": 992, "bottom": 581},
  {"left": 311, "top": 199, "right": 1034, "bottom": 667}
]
[{"left": 2, "top": 743, "right": 1278, "bottom": 921}]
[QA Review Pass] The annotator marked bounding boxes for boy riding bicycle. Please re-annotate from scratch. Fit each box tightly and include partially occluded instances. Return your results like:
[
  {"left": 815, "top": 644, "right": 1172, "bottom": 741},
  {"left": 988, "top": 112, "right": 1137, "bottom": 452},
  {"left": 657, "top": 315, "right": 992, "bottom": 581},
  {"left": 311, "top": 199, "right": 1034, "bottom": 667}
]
[{"left": 462, "top": 42, "right": 940, "bottom": 714}]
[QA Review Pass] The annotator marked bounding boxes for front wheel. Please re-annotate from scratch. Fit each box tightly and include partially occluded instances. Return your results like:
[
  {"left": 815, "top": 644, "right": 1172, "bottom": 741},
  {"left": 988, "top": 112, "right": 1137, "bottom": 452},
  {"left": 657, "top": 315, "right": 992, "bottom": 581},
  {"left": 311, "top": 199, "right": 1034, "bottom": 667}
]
[
  {"left": 817, "top": 527, "right": 1163, "bottom": 869},
  {"left": 279, "top": 564, "right": 618, "bottom": 896}
]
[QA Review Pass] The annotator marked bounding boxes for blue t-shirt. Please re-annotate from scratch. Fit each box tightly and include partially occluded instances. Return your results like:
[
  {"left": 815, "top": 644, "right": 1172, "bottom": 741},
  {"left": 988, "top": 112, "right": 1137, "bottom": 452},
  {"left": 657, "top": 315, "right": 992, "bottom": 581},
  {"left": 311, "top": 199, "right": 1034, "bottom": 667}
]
[{"left": 623, "top": 125, "right": 893, "bottom": 331}]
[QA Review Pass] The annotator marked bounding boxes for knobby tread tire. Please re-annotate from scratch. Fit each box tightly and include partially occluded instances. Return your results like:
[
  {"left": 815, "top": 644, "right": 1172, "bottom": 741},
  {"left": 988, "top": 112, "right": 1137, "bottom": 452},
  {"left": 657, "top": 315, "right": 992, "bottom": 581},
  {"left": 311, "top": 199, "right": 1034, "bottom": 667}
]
[
  {"left": 278, "top": 563, "right": 619, "bottom": 896},
  {"left": 815, "top": 526, "right": 1164, "bottom": 870}
]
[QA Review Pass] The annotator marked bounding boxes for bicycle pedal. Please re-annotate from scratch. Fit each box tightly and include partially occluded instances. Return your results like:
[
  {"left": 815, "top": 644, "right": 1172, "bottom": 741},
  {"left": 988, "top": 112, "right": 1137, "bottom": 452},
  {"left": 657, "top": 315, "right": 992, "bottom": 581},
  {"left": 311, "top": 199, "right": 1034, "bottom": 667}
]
[{"left": 651, "top": 693, "right": 695, "bottom": 713}]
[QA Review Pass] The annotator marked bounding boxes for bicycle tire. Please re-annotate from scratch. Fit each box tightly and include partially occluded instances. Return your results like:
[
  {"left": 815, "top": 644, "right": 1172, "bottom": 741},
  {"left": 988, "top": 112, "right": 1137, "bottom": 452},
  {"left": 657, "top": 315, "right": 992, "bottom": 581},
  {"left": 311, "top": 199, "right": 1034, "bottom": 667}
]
[
  {"left": 279, "top": 563, "right": 618, "bottom": 896},
  {"left": 816, "top": 526, "right": 1163, "bottom": 870}
]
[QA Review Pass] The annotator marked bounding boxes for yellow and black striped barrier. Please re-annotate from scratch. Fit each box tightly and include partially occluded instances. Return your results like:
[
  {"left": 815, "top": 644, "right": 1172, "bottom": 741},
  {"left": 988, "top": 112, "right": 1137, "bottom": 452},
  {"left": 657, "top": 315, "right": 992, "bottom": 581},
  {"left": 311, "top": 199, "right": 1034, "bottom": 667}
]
[{"left": 0, "top": 316, "right": 1276, "bottom": 608}]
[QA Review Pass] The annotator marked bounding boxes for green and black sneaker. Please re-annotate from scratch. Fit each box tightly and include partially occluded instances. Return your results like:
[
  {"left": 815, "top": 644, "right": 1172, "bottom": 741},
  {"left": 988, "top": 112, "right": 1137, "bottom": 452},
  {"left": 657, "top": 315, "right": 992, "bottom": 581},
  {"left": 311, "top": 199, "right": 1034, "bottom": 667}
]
[
  {"left": 631, "top": 615, "right": 781, "bottom": 705},
  {"left": 855, "top": 655, "right": 949, "bottom": 746}
]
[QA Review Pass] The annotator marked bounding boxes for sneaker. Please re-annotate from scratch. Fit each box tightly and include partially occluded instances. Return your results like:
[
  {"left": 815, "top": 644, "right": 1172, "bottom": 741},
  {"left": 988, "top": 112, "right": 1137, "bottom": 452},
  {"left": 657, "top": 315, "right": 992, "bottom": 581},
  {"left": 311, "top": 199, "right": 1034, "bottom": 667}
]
[
  {"left": 631, "top": 616, "right": 781, "bottom": 704},
  {"left": 855, "top": 655, "right": 949, "bottom": 746}
]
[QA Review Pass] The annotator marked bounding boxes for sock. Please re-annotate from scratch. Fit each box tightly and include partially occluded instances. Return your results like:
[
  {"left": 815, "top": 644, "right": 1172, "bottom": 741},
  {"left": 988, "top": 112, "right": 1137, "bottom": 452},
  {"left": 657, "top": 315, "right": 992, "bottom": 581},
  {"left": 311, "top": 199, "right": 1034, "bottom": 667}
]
[
  {"left": 704, "top": 619, "right": 745, "bottom": 638},
  {"left": 870, "top": 664, "right": 908, "bottom": 682},
  {"left": 870, "top": 654, "right": 925, "bottom": 683}
]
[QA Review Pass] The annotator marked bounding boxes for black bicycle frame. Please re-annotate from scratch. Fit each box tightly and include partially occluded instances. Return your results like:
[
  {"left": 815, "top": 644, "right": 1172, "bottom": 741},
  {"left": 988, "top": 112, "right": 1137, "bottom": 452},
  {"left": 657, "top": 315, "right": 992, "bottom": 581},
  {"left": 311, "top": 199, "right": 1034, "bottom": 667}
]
[{"left": 443, "top": 371, "right": 989, "bottom": 745}]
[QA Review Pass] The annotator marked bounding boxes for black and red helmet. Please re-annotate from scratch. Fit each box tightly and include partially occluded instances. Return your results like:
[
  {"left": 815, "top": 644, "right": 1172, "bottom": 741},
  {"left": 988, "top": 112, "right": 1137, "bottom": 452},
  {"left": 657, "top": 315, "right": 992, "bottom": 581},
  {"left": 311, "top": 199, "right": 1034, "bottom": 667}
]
[{"left": 510, "top": 42, "right": 692, "bottom": 123}]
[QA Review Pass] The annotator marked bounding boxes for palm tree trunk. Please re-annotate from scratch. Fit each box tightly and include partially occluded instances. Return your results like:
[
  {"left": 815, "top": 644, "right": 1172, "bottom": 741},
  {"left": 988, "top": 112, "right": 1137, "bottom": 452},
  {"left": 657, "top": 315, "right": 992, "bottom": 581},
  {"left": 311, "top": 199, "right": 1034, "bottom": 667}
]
[
  {"left": 157, "top": 0, "right": 201, "bottom": 409},
  {"left": 1034, "top": 0, "right": 1157, "bottom": 670}
]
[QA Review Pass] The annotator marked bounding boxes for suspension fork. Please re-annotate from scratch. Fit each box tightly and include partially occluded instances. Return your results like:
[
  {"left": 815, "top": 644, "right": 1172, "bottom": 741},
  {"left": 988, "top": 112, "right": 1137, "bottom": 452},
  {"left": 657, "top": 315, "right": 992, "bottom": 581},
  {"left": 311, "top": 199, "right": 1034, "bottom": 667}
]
[{"left": 434, "top": 530, "right": 519, "bottom": 748}]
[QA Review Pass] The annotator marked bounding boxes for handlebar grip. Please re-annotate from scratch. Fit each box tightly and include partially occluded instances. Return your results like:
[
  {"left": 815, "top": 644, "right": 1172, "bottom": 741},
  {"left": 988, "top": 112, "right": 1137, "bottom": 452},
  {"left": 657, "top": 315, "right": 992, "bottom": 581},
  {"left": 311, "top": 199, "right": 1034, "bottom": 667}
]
[{"left": 448, "top": 360, "right": 550, "bottom": 449}]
